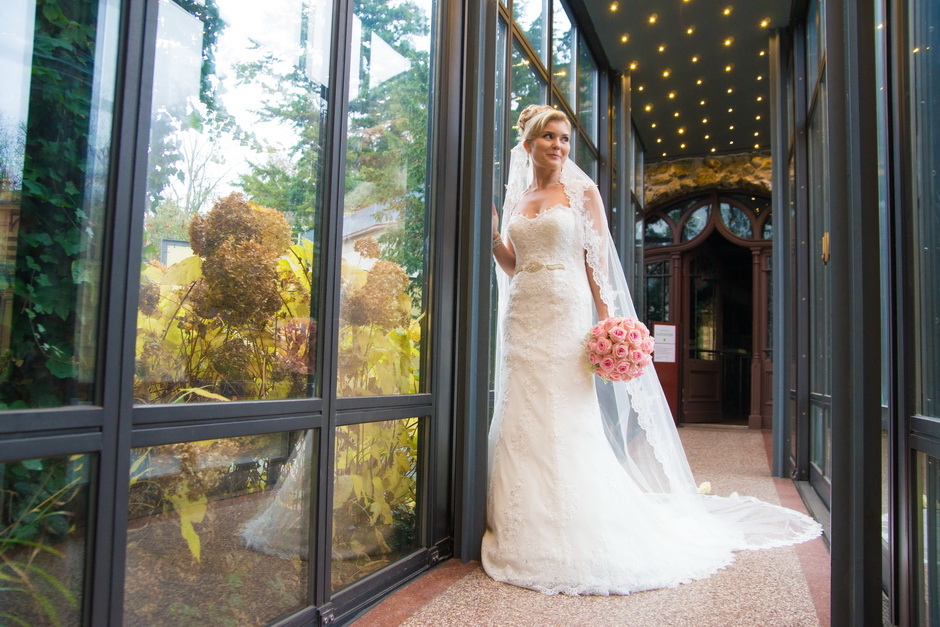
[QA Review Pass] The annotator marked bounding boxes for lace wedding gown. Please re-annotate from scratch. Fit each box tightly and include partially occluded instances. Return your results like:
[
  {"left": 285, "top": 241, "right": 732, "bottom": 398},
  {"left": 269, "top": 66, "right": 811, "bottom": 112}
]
[{"left": 482, "top": 179, "right": 821, "bottom": 595}]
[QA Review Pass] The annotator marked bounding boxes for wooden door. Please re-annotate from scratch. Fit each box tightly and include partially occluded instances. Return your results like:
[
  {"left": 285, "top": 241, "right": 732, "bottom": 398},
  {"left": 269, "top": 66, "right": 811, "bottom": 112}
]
[{"left": 682, "top": 253, "right": 723, "bottom": 422}]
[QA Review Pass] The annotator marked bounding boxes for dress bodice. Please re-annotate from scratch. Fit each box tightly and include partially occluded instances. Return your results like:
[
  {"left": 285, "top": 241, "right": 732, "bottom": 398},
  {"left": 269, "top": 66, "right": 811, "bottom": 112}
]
[{"left": 507, "top": 203, "right": 584, "bottom": 272}]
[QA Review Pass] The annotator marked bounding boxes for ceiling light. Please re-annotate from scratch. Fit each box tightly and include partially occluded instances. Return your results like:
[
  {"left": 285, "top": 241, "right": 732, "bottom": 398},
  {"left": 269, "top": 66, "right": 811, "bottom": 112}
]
[
  {"left": 729, "top": 125, "right": 734, "bottom": 129},
  {"left": 657, "top": 138, "right": 662, "bottom": 143},
  {"left": 658, "top": 44, "right": 666, "bottom": 52},
  {"left": 680, "top": 143, "right": 686, "bottom": 149},
  {"left": 696, "top": 79, "right": 703, "bottom": 85},
  {"left": 629, "top": 61, "right": 638, "bottom": 70},
  {"left": 728, "top": 107, "right": 734, "bottom": 112},
  {"left": 727, "top": 88, "right": 733, "bottom": 93},
  {"left": 674, "top": 112, "right": 680, "bottom": 117},
  {"left": 645, "top": 104, "right": 652, "bottom": 111},
  {"left": 649, "top": 14, "right": 658, "bottom": 23},
  {"left": 651, "top": 122, "right": 657, "bottom": 128},
  {"left": 729, "top": 140, "right": 734, "bottom": 144},
  {"left": 638, "top": 85, "right": 644, "bottom": 91},
  {"left": 692, "top": 56, "right": 699, "bottom": 62},
  {"left": 711, "top": 148, "right": 717, "bottom": 152},
  {"left": 755, "top": 144, "right": 760, "bottom": 148},
  {"left": 754, "top": 131, "right": 759, "bottom": 136},
  {"left": 621, "top": 34, "right": 629, "bottom": 43},
  {"left": 700, "top": 100, "right": 706, "bottom": 105},
  {"left": 663, "top": 69, "right": 671, "bottom": 77},
  {"left": 760, "top": 18, "right": 770, "bottom": 28},
  {"left": 755, "top": 115, "right": 761, "bottom": 120},
  {"left": 725, "top": 65, "right": 733, "bottom": 72},
  {"left": 702, "top": 118, "right": 708, "bottom": 123},
  {"left": 687, "top": 27, "right": 694, "bottom": 35},
  {"left": 724, "top": 38, "right": 733, "bottom": 46},
  {"left": 757, "top": 96, "right": 763, "bottom": 101},
  {"left": 723, "top": 7, "right": 732, "bottom": 16},
  {"left": 759, "top": 50, "right": 766, "bottom": 56},
  {"left": 662, "top": 152, "right": 667, "bottom": 156},
  {"left": 668, "top": 91, "right": 676, "bottom": 98},
  {"left": 678, "top": 128, "right": 686, "bottom": 134},
  {"left": 610, "top": 2, "right": 618, "bottom": 11},
  {"left": 705, "top": 134, "right": 710, "bottom": 139}
]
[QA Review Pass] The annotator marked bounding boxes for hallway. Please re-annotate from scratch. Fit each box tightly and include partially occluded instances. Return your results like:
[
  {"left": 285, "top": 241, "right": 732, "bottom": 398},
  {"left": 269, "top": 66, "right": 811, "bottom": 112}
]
[{"left": 354, "top": 427, "right": 830, "bottom": 626}]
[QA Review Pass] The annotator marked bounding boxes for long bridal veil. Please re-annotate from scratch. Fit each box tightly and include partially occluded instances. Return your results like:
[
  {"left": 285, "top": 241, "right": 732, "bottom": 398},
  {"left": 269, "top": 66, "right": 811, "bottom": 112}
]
[{"left": 493, "top": 141, "right": 821, "bottom": 551}]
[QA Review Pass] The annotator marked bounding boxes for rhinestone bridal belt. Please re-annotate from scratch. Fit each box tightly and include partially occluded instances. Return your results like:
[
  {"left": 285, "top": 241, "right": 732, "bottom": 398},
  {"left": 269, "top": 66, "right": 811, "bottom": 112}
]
[{"left": 516, "top": 261, "right": 565, "bottom": 273}]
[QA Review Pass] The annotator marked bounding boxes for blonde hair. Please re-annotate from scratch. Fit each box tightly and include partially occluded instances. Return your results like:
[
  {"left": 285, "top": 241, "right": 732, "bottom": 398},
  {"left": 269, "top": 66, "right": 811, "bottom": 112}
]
[{"left": 517, "top": 104, "right": 570, "bottom": 143}]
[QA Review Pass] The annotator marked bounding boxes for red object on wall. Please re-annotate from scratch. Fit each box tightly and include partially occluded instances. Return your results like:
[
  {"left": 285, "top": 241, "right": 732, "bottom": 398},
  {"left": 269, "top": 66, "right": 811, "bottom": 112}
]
[{"left": 651, "top": 322, "right": 680, "bottom": 426}]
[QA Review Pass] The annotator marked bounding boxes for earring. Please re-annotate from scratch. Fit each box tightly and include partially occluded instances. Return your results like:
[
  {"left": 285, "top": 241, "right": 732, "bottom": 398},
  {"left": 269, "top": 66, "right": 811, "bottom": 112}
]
[{"left": 525, "top": 153, "right": 530, "bottom": 167}]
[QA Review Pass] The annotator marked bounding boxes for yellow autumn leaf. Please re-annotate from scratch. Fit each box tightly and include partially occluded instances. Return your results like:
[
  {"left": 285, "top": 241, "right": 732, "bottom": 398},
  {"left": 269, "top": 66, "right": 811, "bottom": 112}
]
[{"left": 168, "top": 491, "right": 207, "bottom": 562}]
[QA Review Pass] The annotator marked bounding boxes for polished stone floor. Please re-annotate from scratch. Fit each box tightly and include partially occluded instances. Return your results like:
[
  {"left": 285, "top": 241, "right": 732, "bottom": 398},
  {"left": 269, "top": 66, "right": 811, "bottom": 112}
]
[{"left": 354, "top": 425, "right": 830, "bottom": 627}]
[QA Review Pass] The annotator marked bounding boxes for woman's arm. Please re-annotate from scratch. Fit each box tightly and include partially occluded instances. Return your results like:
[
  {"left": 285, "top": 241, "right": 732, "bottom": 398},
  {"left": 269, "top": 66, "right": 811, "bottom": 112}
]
[
  {"left": 585, "top": 255, "right": 610, "bottom": 320},
  {"left": 492, "top": 205, "right": 516, "bottom": 277}
]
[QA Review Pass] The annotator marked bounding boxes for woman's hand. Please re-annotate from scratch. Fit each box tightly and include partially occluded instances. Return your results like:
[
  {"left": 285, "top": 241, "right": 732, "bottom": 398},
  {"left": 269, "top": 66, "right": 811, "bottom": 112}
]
[{"left": 492, "top": 204, "right": 499, "bottom": 239}]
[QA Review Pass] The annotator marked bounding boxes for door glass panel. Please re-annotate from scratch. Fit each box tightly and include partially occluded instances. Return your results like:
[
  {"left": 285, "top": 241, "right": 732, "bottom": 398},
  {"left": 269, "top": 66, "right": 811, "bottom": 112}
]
[
  {"left": 644, "top": 216, "right": 673, "bottom": 247},
  {"left": 916, "top": 452, "right": 939, "bottom": 625},
  {"left": 689, "top": 255, "right": 717, "bottom": 360},
  {"left": 645, "top": 260, "right": 670, "bottom": 324},
  {"left": 720, "top": 202, "right": 753, "bottom": 239},
  {"left": 909, "top": 0, "right": 940, "bottom": 417},
  {"left": 762, "top": 214, "right": 773, "bottom": 239},
  {"left": 682, "top": 206, "right": 710, "bottom": 242},
  {"left": 337, "top": 0, "right": 435, "bottom": 397},
  {"left": 551, "top": 0, "right": 575, "bottom": 107},
  {"left": 512, "top": 0, "right": 547, "bottom": 64},
  {"left": 511, "top": 42, "right": 546, "bottom": 118},
  {"left": 125, "top": 430, "right": 314, "bottom": 625},
  {"left": 136, "top": 0, "right": 333, "bottom": 403},
  {"left": 578, "top": 39, "right": 597, "bottom": 143},
  {"left": 0, "top": 0, "right": 120, "bottom": 408},
  {"left": 332, "top": 417, "right": 419, "bottom": 591},
  {"left": 0, "top": 453, "right": 92, "bottom": 626}
]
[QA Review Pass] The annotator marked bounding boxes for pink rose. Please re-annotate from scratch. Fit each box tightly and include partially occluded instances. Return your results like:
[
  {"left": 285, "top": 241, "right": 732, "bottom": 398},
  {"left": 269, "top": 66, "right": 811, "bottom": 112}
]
[
  {"left": 604, "top": 318, "right": 618, "bottom": 331},
  {"left": 596, "top": 338, "right": 612, "bottom": 354},
  {"left": 639, "top": 355, "right": 653, "bottom": 367},
  {"left": 609, "top": 326, "right": 628, "bottom": 343},
  {"left": 641, "top": 339, "right": 655, "bottom": 353},
  {"left": 607, "top": 371, "right": 623, "bottom": 382},
  {"left": 588, "top": 341, "right": 599, "bottom": 353},
  {"left": 631, "top": 349, "right": 646, "bottom": 363},
  {"left": 613, "top": 344, "right": 630, "bottom": 359},
  {"left": 616, "top": 361, "right": 630, "bottom": 374},
  {"left": 622, "top": 317, "right": 636, "bottom": 329},
  {"left": 592, "top": 325, "right": 605, "bottom": 339},
  {"left": 600, "top": 356, "right": 616, "bottom": 372},
  {"left": 637, "top": 322, "right": 649, "bottom": 335},
  {"left": 589, "top": 352, "right": 600, "bottom": 365},
  {"left": 626, "top": 329, "right": 643, "bottom": 344}
]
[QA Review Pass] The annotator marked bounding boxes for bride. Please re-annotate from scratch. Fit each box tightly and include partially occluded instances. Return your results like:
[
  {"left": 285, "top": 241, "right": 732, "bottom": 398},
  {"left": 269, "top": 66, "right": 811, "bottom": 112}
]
[{"left": 482, "top": 104, "right": 821, "bottom": 596}]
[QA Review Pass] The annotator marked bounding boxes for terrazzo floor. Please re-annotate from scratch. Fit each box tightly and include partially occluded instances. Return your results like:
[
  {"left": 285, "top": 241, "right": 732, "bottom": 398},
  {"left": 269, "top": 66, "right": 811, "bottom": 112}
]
[{"left": 353, "top": 425, "right": 830, "bottom": 627}]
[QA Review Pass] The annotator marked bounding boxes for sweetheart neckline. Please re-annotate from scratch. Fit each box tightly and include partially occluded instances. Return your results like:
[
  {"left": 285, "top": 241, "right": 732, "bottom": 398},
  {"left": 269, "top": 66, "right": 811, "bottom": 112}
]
[{"left": 513, "top": 203, "right": 569, "bottom": 221}]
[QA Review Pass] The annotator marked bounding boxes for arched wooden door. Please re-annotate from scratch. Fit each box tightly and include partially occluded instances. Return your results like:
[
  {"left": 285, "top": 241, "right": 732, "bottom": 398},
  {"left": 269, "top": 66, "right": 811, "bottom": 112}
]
[{"left": 642, "top": 191, "right": 773, "bottom": 426}]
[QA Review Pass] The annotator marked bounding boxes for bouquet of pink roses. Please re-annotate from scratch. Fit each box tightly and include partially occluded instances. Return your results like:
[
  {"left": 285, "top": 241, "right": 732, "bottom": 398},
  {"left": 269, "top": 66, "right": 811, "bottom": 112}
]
[{"left": 587, "top": 316, "right": 655, "bottom": 382}]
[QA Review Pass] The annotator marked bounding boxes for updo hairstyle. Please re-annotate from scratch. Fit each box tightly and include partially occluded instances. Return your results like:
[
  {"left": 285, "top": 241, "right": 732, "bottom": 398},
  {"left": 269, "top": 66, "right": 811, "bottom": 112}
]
[{"left": 517, "top": 104, "right": 571, "bottom": 143}]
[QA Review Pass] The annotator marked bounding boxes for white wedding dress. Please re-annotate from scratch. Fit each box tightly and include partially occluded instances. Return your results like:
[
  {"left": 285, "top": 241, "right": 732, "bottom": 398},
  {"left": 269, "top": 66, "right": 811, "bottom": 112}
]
[{"left": 482, "top": 145, "right": 821, "bottom": 596}]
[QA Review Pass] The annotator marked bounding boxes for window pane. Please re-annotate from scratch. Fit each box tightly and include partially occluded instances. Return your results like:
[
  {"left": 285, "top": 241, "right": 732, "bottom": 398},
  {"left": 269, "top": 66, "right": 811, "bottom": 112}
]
[
  {"left": 337, "top": 0, "right": 435, "bottom": 397},
  {"left": 915, "top": 452, "right": 939, "bottom": 625},
  {"left": 762, "top": 214, "right": 773, "bottom": 239},
  {"left": 551, "top": 0, "right": 575, "bottom": 106},
  {"left": 682, "top": 206, "right": 710, "bottom": 241},
  {"left": 644, "top": 217, "right": 673, "bottom": 247},
  {"left": 575, "top": 138, "right": 597, "bottom": 181},
  {"left": 0, "top": 453, "right": 92, "bottom": 625},
  {"left": 511, "top": 42, "right": 546, "bottom": 118},
  {"left": 0, "top": 0, "right": 120, "bottom": 407},
  {"left": 512, "top": 0, "right": 547, "bottom": 63},
  {"left": 645, "top": 260, "right": 670, "bottom": 324},
  {"left": 578, "top": 39, "right": 598, "bottom": 143},
  {"left": 720, "top": 201, "right": 753, "bottom": 239},
  {"left": 136, "top": 0, "right": 333, "bottom": 403},
  {"left": 909, "top": 0, "right": 940, "bottom": 416},
  {"left": 125, "top": 431, "right": 313, "bottom": 624},
  {"left": 494, "top": 17, "right": 508, "bottom": 211},
  {"left": 332, "top": 417, "right": 420, "bottom": 591}
]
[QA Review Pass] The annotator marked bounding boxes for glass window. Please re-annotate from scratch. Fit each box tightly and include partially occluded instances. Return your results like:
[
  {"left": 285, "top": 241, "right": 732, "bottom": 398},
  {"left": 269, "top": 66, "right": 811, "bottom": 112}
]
[
  {"left": 494, "top": 17, "right": 508, "bottom": 210},
  {"left": 633, "top": 129, "right": 645, "bottom": 206},
  {"left": 682, "top": 206, "right": 710, "bottom": 241},
  {"left": 762, "top": 214, "right": 773, "bottom": 239},
  {"left": 909, "top": 0, "right": 940, "bottom": 417},
  {"left": 332, "top": 417, "right": 419, "bottom": 591},
  {"left": 665, "top": 197, "right": 704, "bottom": 223},
  {"left": 135, "top": 0, "right": 334, "bottom": 403},
  {"left": 551, "top": 0, "right": 575, "bottom": 106},
  {"left": 511, "top": 43, "right": 546, "bottom": 118},
  {"left": 575, "top": 135, "right": 597, "bottom": 180},
  {"left": 338, "top": 0, "right": 436, "bottom": 397},
  {"left": 0, "top": 0, "right": 121, "bottom": 408},
  {"left": 916, "top": 453, "right": 939, "bottom": 625},
  {"left": 720, "top": 202, "right": 753, "bottom": 239},
  {"left": 689, "top": 255, "right": 717, "bottom": 359},
  {"left": 124, "top": 431, "right": 313, "bottom": 624},
  {"left": 0, "top": 453, "right": 92, "bottom": 625},
  {"left": 645, "top": 260, "right": 670, "bottom": 323},
  {"left": 644, "top": 217, "right": 673, "bottom": 247},
  {"left": 512, "top": 0, "right": 548, "bottom": 64},
  {"left": 805, "top": 0, "right": 823, "bottom": 92},
  {"left": 578, "top": 39, "right": 598, "bottom": 143}
]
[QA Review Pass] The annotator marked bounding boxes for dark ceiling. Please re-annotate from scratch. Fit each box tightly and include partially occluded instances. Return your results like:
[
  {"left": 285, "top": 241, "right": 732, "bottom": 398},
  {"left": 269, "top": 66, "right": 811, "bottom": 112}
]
[{"left": 582, "top": 0, "right": 791, "bottom": 160}]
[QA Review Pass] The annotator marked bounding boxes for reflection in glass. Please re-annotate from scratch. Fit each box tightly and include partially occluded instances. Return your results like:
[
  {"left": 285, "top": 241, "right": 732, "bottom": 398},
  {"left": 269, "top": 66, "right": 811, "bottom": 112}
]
[
  {"left": 125, "top": 431, "right": 313, "bottom": 625},
  {"left": 762, "top": 214, "right": 773, "bottom": 239},
  {"left": 136, "top": 0, "right": 334, "bottom": 403},
  {"left": 337, "top": 0, "right": 435, "bottom": 397},
  {"left": 551, "top": 0, "right": 575, "bottom": 105},
  {"left": 513, "top": 0, "right": 547, "bottom": 63},
  {"left": 511, "top": 43, "right": 545, "bottom": 118},
  {"left": 578, "top": 40, "right": 598, "bottom": 143},
  {"left": 575, "top": 133, "right": 597, "bottom": 180},
  {"left": 916, "top": 452, "right": 939, "bottom": 625},
  {"left": 494, "top": 18, "right": 508, "bottom": 211},
  {"left": 689, "top": 255, "right": 717, "bottom": 359},
  {"left": 0, "top": 0, "right": 120, "bottom": 407},
  {"left": 0, "top": 454, "right": 91, "bottom": 626},
  {"left": 332, "top": 418, "right": 419, "bottom": 591},
  {"left": 720, "top": 202, "right": 753, "bottom": 239},
  {"left": 645, "top": 261, "right": 670, "bottom": 324},
  {"left": 666, "top": 197, "right": 703, "bottom": 223},
  {"left": 909, "top": 0, "right": 940, "bottom": 416},
  {"left": 682, "top": 206, "right": 710, "bottom": 241},
  {"left": 644, "top": 217, "right": 673, "bottom": 247}
]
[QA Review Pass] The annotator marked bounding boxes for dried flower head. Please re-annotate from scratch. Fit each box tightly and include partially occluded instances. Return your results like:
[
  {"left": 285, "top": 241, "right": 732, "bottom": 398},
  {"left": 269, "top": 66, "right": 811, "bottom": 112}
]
[{"left": 353, "top": 236, "right": 381, "bottom": 259}]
